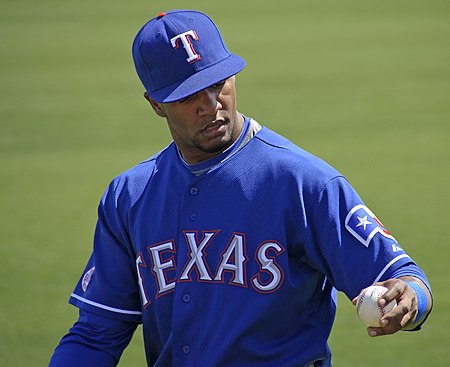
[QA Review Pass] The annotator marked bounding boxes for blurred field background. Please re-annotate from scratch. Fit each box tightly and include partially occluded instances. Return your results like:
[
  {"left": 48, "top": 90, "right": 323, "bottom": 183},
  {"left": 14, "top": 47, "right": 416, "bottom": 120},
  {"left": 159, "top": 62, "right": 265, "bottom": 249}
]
[{"left": 1, "top": 0, "right": 449, "bottom": 365}]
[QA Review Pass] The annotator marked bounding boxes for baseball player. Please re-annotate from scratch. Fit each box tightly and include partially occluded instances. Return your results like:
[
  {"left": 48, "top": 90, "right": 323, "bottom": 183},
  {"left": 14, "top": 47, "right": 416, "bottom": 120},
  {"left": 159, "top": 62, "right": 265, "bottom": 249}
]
[{"left": 49, "top": 10, "right": 432, "bottom": 367}]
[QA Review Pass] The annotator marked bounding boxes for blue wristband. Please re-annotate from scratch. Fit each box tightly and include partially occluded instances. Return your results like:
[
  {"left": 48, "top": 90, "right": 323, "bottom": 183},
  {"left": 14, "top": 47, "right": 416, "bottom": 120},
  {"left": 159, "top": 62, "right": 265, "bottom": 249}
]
[{"left": 406, "top": 281, "right": 428, "bottom": 323}]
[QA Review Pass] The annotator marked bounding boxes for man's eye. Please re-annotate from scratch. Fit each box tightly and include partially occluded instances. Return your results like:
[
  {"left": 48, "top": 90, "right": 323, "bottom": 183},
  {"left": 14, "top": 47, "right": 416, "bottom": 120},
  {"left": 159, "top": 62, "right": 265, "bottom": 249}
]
[
  {"left": 212, "top": 80, "right": 226, "bottom": 88},
  {"left": 177, "top": 95, "right": 193, "bottom": 103}
]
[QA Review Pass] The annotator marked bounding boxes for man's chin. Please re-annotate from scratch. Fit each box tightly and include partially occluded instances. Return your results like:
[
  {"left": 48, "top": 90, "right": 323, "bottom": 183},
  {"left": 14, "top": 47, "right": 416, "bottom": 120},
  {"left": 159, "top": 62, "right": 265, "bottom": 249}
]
[{"left": 197, "top": 137, "right": 234, "bottom": 155}]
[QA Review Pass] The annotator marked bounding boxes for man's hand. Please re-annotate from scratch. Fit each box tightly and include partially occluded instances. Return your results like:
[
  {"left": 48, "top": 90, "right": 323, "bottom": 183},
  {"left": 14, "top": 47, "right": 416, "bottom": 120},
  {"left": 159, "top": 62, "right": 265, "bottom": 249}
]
[{"left": 352, "top": 277, "right": 431, "bottom": 337}]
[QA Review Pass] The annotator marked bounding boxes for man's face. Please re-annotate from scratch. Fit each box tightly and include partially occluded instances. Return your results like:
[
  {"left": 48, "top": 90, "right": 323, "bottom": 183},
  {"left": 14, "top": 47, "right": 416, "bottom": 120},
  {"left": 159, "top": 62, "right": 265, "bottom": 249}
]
[{"left": 147, "top": 76, "right": 244, "bottom": 164}]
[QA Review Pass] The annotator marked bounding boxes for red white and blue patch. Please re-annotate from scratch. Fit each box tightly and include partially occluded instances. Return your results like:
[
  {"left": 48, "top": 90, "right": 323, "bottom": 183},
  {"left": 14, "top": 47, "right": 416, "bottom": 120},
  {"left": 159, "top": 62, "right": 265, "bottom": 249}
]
[
  {"left": 345, "top": 205, "right": 396, "bottom": 247},
  {"left": 81, "top": 266, "right": 95, "bottom": 292}
]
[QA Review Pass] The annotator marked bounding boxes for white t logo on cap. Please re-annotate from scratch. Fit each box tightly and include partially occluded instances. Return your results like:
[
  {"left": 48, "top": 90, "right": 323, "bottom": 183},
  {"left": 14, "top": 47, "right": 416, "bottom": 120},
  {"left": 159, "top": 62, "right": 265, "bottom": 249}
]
[{"left": 170, "top": 30, "right": 201, "bottom": 63}]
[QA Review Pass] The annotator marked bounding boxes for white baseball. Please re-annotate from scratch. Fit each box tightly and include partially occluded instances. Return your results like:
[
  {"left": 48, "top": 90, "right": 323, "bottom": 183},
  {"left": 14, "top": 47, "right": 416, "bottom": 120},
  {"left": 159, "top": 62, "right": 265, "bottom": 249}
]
[{"left": 355, "top": 285, "right": 397, "bottom": 327}]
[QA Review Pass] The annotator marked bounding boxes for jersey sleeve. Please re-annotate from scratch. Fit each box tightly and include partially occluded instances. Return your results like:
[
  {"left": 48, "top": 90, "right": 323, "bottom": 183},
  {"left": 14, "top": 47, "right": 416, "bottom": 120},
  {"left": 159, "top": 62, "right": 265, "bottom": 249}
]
[
  {"left": 304, "top": 176, "right": 418, "bottom": 299},
  {"left": 69, "top": 178, "right": 143, "bottom": 322},
  {"left": 49, "top": 310, "right": 138, "bottom": 366}
]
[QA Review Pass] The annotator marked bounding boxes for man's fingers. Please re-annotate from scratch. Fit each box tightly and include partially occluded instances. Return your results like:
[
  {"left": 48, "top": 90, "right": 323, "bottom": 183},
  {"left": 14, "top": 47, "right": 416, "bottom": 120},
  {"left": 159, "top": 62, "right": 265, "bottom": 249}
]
[{"left": 375, "top": 280, "right": 403, "bottom": 305}]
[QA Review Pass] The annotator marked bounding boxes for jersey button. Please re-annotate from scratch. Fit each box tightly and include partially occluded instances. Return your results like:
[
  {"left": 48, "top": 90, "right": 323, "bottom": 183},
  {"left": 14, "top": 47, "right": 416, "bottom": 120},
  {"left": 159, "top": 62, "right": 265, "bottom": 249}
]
[
  {"left": 182, "top": 293, "right": 191, "bottom": 303},
  {"left": 189, "top": 213, "right": 198, "bottom": 221},
  {"left": 190, "top": 187, "right": 199, "bottom": 195},
  {"left": 183, "top": 345, "right": 190, "bottom": 354}
]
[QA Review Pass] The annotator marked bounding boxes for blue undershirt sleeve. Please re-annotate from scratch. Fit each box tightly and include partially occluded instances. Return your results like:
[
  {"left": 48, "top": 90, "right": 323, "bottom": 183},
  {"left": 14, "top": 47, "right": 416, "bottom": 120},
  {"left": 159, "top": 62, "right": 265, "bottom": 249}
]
[
  {"left": 386, "top": 262, "right": 430, "bottom": 290},
  {"left": 49, "top": 309, "right": 139, "bottom": 366}
]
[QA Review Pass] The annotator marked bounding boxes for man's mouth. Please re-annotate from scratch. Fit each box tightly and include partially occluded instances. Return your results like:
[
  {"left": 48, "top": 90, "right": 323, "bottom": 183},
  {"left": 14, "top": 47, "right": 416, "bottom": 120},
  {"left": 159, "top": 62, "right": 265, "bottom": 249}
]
[{"left": 202, "top": 119, "right": 227, "bottom": 137}]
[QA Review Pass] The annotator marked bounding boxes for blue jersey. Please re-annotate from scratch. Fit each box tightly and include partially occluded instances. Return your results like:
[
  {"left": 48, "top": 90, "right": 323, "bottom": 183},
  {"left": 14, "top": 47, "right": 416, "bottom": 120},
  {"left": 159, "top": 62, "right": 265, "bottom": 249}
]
[{"left": 69, "top": 119, "right": 421, "bottom": 366}]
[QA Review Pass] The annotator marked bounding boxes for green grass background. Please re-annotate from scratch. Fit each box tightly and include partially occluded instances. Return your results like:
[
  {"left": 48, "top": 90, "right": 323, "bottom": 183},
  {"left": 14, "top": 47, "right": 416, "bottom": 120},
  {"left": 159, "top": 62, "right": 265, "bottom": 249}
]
[{"left": 1, "top": 0, "right": 449, "bottom": 365}]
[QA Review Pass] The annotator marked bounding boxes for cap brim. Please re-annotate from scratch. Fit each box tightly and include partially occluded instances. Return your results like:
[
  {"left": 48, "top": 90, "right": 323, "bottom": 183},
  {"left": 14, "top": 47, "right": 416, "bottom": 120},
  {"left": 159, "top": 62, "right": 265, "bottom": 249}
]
[{"left": 150, "top": 54, "right": 246, "bottom": 103}]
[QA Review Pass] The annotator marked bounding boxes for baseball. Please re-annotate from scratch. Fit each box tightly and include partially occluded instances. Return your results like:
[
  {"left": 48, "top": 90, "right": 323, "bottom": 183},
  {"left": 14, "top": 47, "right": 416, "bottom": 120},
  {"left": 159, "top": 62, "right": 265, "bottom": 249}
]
[{"left": 355, "top": 285, "right": 397, "bottom": 327}]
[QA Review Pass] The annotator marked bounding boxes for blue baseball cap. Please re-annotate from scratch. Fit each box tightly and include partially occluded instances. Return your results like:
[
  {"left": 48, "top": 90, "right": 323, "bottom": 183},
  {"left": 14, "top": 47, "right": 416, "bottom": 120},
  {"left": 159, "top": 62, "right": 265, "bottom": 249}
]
[{"left": 132, "top": 10, "right": 246, "bottom": 103}]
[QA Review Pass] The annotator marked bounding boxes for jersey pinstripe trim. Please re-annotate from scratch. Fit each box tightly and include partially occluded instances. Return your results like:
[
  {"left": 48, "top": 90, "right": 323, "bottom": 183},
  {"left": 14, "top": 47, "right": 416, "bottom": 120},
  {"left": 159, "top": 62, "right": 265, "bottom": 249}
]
[
  {"left": 71, "top": 293, "right": 143, "bottom": 315},
  {"left": 373, "top": 254, "right": 411, "bottom": 283}
]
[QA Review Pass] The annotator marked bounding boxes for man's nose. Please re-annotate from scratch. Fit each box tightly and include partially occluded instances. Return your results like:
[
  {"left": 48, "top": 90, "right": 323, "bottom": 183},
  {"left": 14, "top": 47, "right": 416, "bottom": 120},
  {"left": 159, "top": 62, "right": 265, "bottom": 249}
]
[{"left": 197, "top": 88, "right": 222, "bottom": 115}]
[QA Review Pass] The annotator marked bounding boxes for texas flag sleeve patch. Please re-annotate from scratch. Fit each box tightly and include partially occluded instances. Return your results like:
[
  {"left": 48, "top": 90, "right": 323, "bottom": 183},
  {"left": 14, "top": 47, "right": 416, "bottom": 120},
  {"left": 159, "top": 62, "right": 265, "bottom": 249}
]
[{"left": 345, "top": 204, "right": 397, "bottom": 247}]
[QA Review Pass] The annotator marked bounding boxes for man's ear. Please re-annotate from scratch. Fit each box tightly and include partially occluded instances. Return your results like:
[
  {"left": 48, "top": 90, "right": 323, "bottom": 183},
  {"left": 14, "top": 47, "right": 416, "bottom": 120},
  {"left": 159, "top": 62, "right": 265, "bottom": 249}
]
[{"left": 144, "top": 92, "right": 166, "bottom": 117}]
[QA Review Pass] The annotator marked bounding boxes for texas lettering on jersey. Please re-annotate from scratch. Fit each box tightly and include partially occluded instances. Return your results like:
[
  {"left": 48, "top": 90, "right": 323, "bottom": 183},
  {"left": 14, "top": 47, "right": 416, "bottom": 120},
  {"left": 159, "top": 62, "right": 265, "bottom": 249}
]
[{"left": 135, "top": 231, "right": 286, "bottom": 308}]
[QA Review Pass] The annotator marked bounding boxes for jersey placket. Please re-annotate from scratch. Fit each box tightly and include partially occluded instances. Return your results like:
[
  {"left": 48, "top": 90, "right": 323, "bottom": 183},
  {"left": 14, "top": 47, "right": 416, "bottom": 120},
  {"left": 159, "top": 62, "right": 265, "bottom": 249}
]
[{"left": 172, "top": 176, "right": 205, "bottom": 366}]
